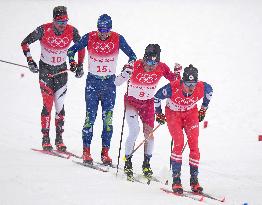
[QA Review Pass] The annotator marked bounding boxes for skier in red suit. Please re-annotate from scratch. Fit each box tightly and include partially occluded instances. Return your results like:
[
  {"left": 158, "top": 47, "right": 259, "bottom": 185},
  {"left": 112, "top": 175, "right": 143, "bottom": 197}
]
[
  {"left": 154, "top": 64, "right": 213, "bottom": 194},
  {"left": 115, "top": 44, "right": 181, "bottom": 180},
  {"left": 21, "top": 6, "right": 85, "bottom": 151}
]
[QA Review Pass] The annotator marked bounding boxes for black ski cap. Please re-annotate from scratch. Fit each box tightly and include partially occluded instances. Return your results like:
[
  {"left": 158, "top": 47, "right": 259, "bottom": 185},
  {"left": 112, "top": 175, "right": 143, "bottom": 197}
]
[
  {"left": 182, "top": 64, "right": 198, "bottom": 82},
  {"left": 53, "top": 6, "right": 68, "bottom": 20},
  {"left": 143, "top": 44, "right": 161, "bottom": 62}
]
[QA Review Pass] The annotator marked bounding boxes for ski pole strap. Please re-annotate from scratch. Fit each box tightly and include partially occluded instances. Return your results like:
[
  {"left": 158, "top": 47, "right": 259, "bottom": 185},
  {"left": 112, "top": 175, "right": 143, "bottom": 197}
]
[
  {"left": 0, "top": 59, "right": 28, "bottom": 68},
  {"left": 125, "top": 123, "right": 161, "bottom": 160}
]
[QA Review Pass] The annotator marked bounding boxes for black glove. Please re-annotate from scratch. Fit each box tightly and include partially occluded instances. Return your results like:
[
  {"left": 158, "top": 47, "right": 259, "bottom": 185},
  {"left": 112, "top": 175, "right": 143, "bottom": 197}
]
[
  {"left": 27, "top": 57, "right": 38, "bottom": 73},
  {"left": 198, "top": 107, "right": 207, "bottom": 122},
  {"left": 75, "top": 64, "right": 84, "bottom": 78},
  {"left": 155, "top": 113, "right": 166, "bottom": 125},
  {"left": 70, "top": 61, "right": 77, "bottom": 72}
]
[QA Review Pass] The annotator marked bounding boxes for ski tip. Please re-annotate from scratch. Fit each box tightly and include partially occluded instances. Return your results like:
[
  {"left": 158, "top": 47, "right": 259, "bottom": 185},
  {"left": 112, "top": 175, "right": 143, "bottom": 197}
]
[{"left": 221, "top": 197, "right": 226, "bottom": 202}]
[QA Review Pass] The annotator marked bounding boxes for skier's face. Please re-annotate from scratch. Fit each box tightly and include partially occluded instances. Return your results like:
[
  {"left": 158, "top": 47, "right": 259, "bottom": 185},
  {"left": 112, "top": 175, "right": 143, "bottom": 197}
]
[
  {"left": 98, "top": 30, "right": 111, "bottom": 41},
  {"left": 143, "top": 60, "right": 158, "bottom": 72},
  {"left": 54, "top": 19, "right": 68, "bottom": 32},
  {"left": 183, "top": 81, "right": 197, "bottom": 94}
]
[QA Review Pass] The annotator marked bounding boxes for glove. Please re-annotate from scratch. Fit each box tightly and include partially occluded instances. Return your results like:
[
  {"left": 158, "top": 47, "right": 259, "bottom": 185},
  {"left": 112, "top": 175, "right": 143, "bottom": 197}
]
[
  {"left": 198, "top": 107, "right": 207, "bottom": 122},
  {"left": 174, "top": 63, "right": 182, "bottom": 75},
  {"left": 70, "top": 61, "right": 77, "bottom": 72},
  {"left": 27, "top": 57, "right": 38, "bottom": 73},
  {"left": 75, "top": 64, "right": 84, "bottom": 78},
  {"left": 155, "top": 113, "right": 166, "bottom": 125},
  {"left": 122, "top": 63, "right": 134, "bottom": 78}
]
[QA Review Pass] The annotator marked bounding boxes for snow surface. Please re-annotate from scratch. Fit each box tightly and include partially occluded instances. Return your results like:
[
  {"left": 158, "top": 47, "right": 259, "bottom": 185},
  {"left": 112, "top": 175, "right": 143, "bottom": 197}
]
[{"left": 1, "top": 0, "right": 262, "bottom": 204}]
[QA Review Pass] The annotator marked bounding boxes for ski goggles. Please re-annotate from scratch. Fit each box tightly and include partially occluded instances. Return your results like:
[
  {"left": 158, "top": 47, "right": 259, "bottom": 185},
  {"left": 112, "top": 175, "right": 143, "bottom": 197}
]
[
  {"left": 145, "top": 59, "right": 157, "bottom": 66},
  {"left": 98, "top": 28, "right": 111, "bottom": 33},
  {"left": 183, "top": 81, "right": 197, "bottom": 87},
  {"left": 56, "top": 20, "right": 68, "bottom": 25}
]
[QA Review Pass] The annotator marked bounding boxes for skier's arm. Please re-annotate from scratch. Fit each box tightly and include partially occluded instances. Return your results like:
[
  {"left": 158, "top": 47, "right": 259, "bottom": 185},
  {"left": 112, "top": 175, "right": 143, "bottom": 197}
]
[
  {"left": 162, "top": 63, "right": 181, "bottom": 81},
  {"left": 72, "top": 27, "right": 85, "bottom": 65},
  {"left": 119, "top": 35, "right": 137, "bottom": 63},
  {"left": 201, "top": 82, "right": 213, "bottom": 109},
  {"left": 114, "top": 64, "right": 133, "bottom": 86},
  {"left": 67, "top": 33, "right": 89, "bottom": 63},
  {"left": 21, "top": 26, "right": 44, "bottom": 58},
  {"left": 154, "top": 83, "right": 172, "bottom": 114}
]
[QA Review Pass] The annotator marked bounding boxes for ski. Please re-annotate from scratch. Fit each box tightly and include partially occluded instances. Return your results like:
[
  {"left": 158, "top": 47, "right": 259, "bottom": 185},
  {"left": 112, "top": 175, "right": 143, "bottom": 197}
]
[
  {"left": 31, "top": 148, "right": 68, "bottom": 159},
  {"left": 161, "top": 188, "right": 204, "bottom": 202},
  {"left": 72, "top": 160, "right": 109, "bottom": 172},
  {"left": 184, "top": 190, "right": 225, "bottom": 202},
  {"left": 54, "top": 150, "right": 82, "bottom": 159}
]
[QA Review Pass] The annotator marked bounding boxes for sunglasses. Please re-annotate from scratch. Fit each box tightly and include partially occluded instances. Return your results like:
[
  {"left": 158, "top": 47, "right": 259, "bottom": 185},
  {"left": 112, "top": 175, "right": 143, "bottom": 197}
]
[
  {"left": 184, "top": 81, "right": 197, "bottom": 87},
  {"left": 56, "top": 20, "right": 68, "bottom": 25}
]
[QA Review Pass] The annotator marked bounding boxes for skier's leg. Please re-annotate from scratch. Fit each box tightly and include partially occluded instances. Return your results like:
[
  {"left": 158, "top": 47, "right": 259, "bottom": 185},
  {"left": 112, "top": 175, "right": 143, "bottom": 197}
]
[
  {"left": 82, "top": 76, "right": 99, "bottom": 163},
  {"left": 125, "top": 105, "right": 140, "bottom": 157},
  {"left": 53, "top": 71, "right": 68, "bottom": 151},
  {"left": 100, "top": 80, "right": 116, "bottom": 164},
  {"left": 124, "top": 105, "right": 140, "bottom": 178},
  {"left": 39, "top": 62, "right": 54, "bottom": 150},
  {"left": 165, "top": 107, "right": 184, "bottom": 193},
  {"left": 184, "top": 108, "right": 203, "bottom": 192},
  {"left": 139, "top": 98, "right": 154, "bottom": 177}
]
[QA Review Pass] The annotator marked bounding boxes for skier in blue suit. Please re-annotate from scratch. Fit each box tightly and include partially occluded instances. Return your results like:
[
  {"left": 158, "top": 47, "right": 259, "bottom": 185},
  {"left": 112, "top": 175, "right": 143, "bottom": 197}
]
[{"left": 67, "top": 14, "right": 136, "bottom": 164}]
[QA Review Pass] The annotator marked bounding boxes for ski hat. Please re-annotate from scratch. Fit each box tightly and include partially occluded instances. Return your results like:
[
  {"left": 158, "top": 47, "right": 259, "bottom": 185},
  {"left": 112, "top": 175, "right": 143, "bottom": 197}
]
[
  {"left": 53, "top": 6, "right": 68, "bottom": 21},
  {"left": 182, "top": 64, "right": 198, "bottom": 82},
  {"left": 97, "top": 14, "right": 112, "bottom": 32},
  {"left": 143, "top": 44, "right": 161, "bottom": 63}
]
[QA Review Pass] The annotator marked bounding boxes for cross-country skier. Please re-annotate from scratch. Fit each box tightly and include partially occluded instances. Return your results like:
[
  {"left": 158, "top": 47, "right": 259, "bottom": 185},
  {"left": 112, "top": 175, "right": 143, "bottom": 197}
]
[
  {"left": 21, "top": 6, "right": 85, "bottom": 152},
  {"left": 67, "top": 14, "right": 136, "bottom": 165},
  {"left": 154, "top": 64, "right": 213, "bottom": 194},
  {"left": 115, "top": 44, "right": 181, "bottom": 180}
]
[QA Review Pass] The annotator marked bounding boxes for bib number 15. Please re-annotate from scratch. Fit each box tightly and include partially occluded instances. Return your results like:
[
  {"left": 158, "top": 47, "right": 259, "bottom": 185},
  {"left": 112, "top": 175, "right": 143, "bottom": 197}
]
[{"left": 97, "top": 65, "right": 111, "bottom": 73}]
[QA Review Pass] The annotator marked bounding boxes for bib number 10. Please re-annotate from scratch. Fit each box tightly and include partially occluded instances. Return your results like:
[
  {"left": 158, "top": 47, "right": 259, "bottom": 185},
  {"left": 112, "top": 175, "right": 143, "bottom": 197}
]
[
  {"left": 97, "top": 65, "right": 111, "bottom": 73},
  {"left": 51, "top": 56, "right": 62, "bottom": 63}
]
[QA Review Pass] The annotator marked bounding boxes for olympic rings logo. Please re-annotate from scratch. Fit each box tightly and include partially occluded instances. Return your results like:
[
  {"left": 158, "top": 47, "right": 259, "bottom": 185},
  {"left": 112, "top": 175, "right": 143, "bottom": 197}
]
[
  {"left": 92, "top": 42, "right": 114, "bottom": 53},
  {"left": 136, "top": 73, "right": 158, "bottom": 84},
  {"left": 47, "top": 37, "right": 70, "bottom": 48}
]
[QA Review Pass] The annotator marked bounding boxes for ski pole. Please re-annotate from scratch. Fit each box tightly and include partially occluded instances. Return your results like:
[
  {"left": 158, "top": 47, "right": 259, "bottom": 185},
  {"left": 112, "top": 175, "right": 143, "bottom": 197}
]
[
  {"left": 170, "top": 139, "right": 173, "bottom": 170},
  {"left": 124, "top": 123, "right": 161, "bottom": 161},
  {"left": 182, "top": 140, "right": 188, "bottom": 153},
  {"left": 0, "top": 59, "right": 28, "bottom": 68},
  {"left": 116, "top": 80, "right": 130, "bottom": 175},
  {"left": 47, "top": 70, "right": 69, "bottom": 78}
]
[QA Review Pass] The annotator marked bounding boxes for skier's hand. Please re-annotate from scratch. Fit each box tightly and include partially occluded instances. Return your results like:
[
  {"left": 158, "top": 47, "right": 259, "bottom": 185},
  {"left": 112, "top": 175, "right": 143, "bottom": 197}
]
[
  {"left": 70, "top": 61, "right": 77, "bottom": 72},
  {"left": 198, "top": 107, "right": 207, "bottom": 122},
  {"left": 155, "top": 113, "right": 166, "bottom": 125},
  {"left": 174, "top": 63, "right": 182, "bottom": 76},
  {"left": 27, "top": 57, "right": 38, "bottom": 73},
  {"left": 75, "top": 64, "right": 84, "bottom": 78},
  {"left": 122, "top": 64, "right": 133, "bottom": 77}
]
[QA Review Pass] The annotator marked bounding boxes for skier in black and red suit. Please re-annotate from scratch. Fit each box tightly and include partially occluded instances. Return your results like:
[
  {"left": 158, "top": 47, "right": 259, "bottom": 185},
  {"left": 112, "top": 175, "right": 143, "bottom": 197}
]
[{"left": 21, "top": 6, "right": 85, "bottom": 151}]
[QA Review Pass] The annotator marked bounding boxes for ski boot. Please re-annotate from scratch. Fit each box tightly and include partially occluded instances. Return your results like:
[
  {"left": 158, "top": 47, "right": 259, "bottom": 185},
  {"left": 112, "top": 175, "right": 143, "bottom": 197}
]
[
  {"left": 124, "top": 157, "right": 134, "bottom": 181},
  {"left": 172, "top": 173, "right": 183, "bottom": 194},
  {"left": 83, "top": 146, "right": 93, "bottom": 164},
  {"left": 142, "top": 161, "right": 153, "bottom": 179},
  {"left": 55, "top": 135, "right": 67, "bottom": 152},
  {"left": 42, "top": 136, "right": 53, "bottom": 151},
  {"left": 101, "top": 147, "right": 112, "bottom": 165},
  {"left": 190, "top": 176, "right": 203, "bottom": 193}
]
